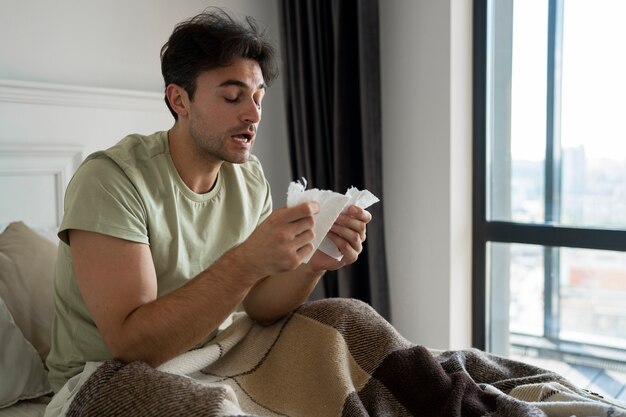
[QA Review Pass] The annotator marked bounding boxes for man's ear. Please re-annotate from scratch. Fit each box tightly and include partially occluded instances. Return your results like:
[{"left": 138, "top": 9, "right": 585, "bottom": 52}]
[{"left": 165, "top": 84, "right": 190, "bottom": 118}]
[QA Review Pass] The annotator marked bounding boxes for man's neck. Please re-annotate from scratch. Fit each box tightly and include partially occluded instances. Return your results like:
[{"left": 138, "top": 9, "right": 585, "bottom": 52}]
[{"left": 167, "top": 125, "right": 221, "bottom": 194}]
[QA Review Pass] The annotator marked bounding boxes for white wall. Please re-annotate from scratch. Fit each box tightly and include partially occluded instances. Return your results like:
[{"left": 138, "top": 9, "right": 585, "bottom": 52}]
[
  {"left": 0, "top": 0, "right": 474, "bottom": 350},
  {"left": 0, "top": 0, "right": 291, "bottom": 205},
  {"left": 380, "top": 0, "right": 473, "bottom": 349}
]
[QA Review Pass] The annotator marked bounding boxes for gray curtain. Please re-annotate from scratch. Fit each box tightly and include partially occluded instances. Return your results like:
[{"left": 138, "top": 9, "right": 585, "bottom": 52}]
[{"left": 278, "top": 0, "right": 390, "bottom": 320}]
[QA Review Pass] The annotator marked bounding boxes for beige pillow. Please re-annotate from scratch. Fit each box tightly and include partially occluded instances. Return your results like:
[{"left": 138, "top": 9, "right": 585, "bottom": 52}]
[
  {"left": 0, "top": 295, "right": 51, "bottom": 408},
  {"left": 0, "top": 221, "right": 57, "bottom": 363}
]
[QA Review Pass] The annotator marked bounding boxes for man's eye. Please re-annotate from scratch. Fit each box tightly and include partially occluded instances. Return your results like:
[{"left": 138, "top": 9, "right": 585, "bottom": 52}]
[{"left": 224, "top": 96, "right": 239, "bottom": 103}]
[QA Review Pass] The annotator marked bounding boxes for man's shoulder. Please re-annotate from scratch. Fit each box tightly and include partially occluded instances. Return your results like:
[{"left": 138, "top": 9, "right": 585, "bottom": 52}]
[
  {"left": 76, "top": 131, "right": 167, "bottom": 176},
  {"left": 69, "top": 131, "right": 168, "bottom": 189},
  {"left": 101, "top": 131, "right": 168, "bottom": 165}
]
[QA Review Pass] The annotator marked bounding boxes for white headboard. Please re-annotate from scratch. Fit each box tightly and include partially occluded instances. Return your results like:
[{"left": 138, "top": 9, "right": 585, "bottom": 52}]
[
  {"left": 0, "top": 145, "right": 82, "bottom": 231},
  {"left": 0, "top": 79, "right": 172, "bottom": 234}
]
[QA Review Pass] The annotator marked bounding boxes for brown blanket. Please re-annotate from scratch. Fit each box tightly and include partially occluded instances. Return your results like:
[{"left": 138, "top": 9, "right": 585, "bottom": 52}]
[{"left": 65, "top": 298, "right": 626, "bottom": 417}]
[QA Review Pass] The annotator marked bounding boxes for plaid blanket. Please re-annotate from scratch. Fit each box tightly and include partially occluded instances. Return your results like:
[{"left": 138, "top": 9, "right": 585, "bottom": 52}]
[{"left": 65, "top": 298, "right": 626, "bottom": 417}]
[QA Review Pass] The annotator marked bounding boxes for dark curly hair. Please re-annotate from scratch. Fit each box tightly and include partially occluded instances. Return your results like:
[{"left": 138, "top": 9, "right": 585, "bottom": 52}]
[{"left": 160, "top": 8, "right": 279, "bottom": 119}]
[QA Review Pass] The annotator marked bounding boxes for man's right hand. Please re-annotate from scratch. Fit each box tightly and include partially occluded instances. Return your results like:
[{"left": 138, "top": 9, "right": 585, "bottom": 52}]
[{"left": 233, "top": 201, "right": 320, "bottom": 279}]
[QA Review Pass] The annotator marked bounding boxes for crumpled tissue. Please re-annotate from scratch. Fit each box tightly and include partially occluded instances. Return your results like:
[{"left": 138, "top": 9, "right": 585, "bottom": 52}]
[{"left": 286, "top": 178, "right": 380, "bottom": 262}]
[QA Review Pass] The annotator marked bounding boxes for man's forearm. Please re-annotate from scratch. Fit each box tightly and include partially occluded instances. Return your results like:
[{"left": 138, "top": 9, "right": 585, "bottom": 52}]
[
  {"left": 242, "top": 263, "right": 325, "bottom": 325},
  {"left": 109, "top": 249, "right": 260, "bottom": 367}
]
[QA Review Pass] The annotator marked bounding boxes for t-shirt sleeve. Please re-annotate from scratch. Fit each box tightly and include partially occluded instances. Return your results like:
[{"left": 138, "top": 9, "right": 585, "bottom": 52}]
[{"left": 58, "top": 156, "right": 148, "bottom": 246}]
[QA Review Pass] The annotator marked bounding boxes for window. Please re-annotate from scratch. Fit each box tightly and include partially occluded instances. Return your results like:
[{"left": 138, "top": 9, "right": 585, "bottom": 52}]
[{"left": 473, "top": 0, "right": 626, "bottom": 370}]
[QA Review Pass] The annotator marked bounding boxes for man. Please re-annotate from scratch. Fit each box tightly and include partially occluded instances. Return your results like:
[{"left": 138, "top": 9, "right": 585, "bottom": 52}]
[{"left": 46, "top": 9, "right": 371, "bottom": 394}]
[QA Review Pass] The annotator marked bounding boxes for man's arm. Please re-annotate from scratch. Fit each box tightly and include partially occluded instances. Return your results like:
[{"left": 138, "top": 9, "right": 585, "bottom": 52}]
[
  {"left": 70, "top": 202, "right": 319, "bottom": 367},
  {"left": 243, "top": 205, "right": 372, "bottom": 324}
]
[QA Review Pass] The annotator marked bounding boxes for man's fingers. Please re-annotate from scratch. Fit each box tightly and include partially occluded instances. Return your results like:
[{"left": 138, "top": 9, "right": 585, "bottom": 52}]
[
  {"left": 329, "top": 224, "right": 363, "bottom": 253},
  {"left": 333, "top": 213, "right": 368, "bottom": 241},
  {"left": 265, "top": 203, "right": 318, "bottom": 242},
  {"left": 346, "top": 205, "right": 372, "bottom": 223},
  {"left": 325, "top": 231, "right": 360, "bottom": 263},
  {"left": 280, "top": 202, "right": 320, "bottom": 222},
  {"left": 293, "top": 228, "right": 315, "bottom": 249},
  {"left": 295, "top": 242, "right": 316, "bottom": 259},
  {"left": 288, "top": 215, "right": 315, "bottom": 238}
]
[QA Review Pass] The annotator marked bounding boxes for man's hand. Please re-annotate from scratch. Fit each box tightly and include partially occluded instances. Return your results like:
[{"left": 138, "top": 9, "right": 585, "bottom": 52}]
[
  {"left": 233, "top": 201, "right": 320, "bottom": 279},
  {"left": 242, "top": 204, "right": 371, "bottom": 324},
  {"left": 308, "top": 205, "right": 372, "bottom": 272}
]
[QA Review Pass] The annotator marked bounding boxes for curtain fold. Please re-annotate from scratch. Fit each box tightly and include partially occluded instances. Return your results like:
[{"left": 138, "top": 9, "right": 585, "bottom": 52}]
[{"left": 279, "top": 0, "right": 390, "bottom": 320}]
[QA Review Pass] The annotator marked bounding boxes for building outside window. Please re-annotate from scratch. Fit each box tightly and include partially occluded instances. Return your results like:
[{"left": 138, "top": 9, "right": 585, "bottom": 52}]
[{"left": 473, "top": 0, "right": 626, "bottom": 373}]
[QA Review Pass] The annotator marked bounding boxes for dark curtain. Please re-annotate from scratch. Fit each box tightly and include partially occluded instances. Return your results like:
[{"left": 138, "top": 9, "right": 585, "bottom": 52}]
[{"left": 278, "top": 0, "right": 390, "bottom": 320}]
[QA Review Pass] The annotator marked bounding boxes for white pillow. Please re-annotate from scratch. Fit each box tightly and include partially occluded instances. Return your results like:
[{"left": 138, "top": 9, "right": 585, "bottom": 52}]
[
  {"left": 0, "top": 221, "right": 57, "bottom": 362},
  {"left": 0, "top": 295, "right": 51, "bottom": 408}
]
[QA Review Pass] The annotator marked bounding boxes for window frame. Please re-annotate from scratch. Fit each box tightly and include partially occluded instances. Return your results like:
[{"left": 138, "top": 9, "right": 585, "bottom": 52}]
[{"left": 472, "top": 0, "right": 626, "bottom": 359}]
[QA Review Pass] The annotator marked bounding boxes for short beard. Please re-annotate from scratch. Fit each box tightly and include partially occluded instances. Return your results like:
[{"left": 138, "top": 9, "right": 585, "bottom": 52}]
[{"left": 189, "top": 124, "right": 253, "bottom": 165}]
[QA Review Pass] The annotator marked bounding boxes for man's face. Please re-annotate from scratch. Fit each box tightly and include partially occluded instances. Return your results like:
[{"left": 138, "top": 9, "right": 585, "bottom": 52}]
[{"left": 187, "top": 58, "right": 265, "bottom": 164}]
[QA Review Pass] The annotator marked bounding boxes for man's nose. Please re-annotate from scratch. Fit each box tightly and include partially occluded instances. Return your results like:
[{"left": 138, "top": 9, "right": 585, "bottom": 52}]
[{"left": 242, "top": 99, "right": 261, "bottom": 124}]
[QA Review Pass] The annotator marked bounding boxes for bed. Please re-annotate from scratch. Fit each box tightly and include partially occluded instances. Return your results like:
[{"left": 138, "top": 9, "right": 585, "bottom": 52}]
[{"left": 1, "top": 79, "right": 626, "bottom": 417}]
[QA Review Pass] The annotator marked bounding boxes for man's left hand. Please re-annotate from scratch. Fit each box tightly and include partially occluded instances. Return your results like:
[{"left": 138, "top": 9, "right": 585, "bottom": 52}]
[{"left": 308, "top": 205, "right": 372, "bottom": 272}]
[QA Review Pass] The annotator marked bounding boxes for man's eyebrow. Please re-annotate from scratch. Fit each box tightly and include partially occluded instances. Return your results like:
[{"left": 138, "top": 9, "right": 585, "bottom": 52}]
[{"left": 219, "top": 79, "right": 266, "bottom": 90}]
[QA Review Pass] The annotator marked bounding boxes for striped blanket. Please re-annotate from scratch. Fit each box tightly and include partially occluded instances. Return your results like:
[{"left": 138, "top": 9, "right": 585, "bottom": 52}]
[{"left": 65, "top": 298, "right": 626, "bottom": 417}]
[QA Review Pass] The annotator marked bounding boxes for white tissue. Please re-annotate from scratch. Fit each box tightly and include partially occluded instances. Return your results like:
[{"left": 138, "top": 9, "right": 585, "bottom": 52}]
[{"left": 286, "top": 178, "right": 380, "bottom": 262}]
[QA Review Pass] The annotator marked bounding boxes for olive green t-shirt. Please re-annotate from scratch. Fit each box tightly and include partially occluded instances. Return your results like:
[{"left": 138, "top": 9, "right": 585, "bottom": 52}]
[{"left": 46, "top": 131, "right": 272, "bottom": 392}]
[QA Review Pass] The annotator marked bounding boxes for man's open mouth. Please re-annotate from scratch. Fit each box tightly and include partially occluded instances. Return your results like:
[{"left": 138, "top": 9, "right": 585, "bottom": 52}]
[{"left": 233, "top": 133, "right": 252, "bottom": 143}]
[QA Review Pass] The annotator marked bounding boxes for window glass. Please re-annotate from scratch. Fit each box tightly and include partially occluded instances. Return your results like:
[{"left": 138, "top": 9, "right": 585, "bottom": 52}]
[
  {"left": 482, "top": 0, "right": 626, "bottom": 370},
  {"left": 489, "top": 242, "right": 626, "bottom": 356},
  {"left": 488, "top": 0, "right": 548, "bottom": 223},
  {"left": 489, "top": 0, "right": 626, "bottom": 228},
  {"left": 507, "top": 244, "right": 544, "bottom": 336},
  {"left": 489, "top": 242, "right": 544, "bottom": 357},
  {"left": 560, "top": 0, "right": 626, "bottom": 228},
  {"left": 560, "top": 248, "right": 626, "bottom": 349}
]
